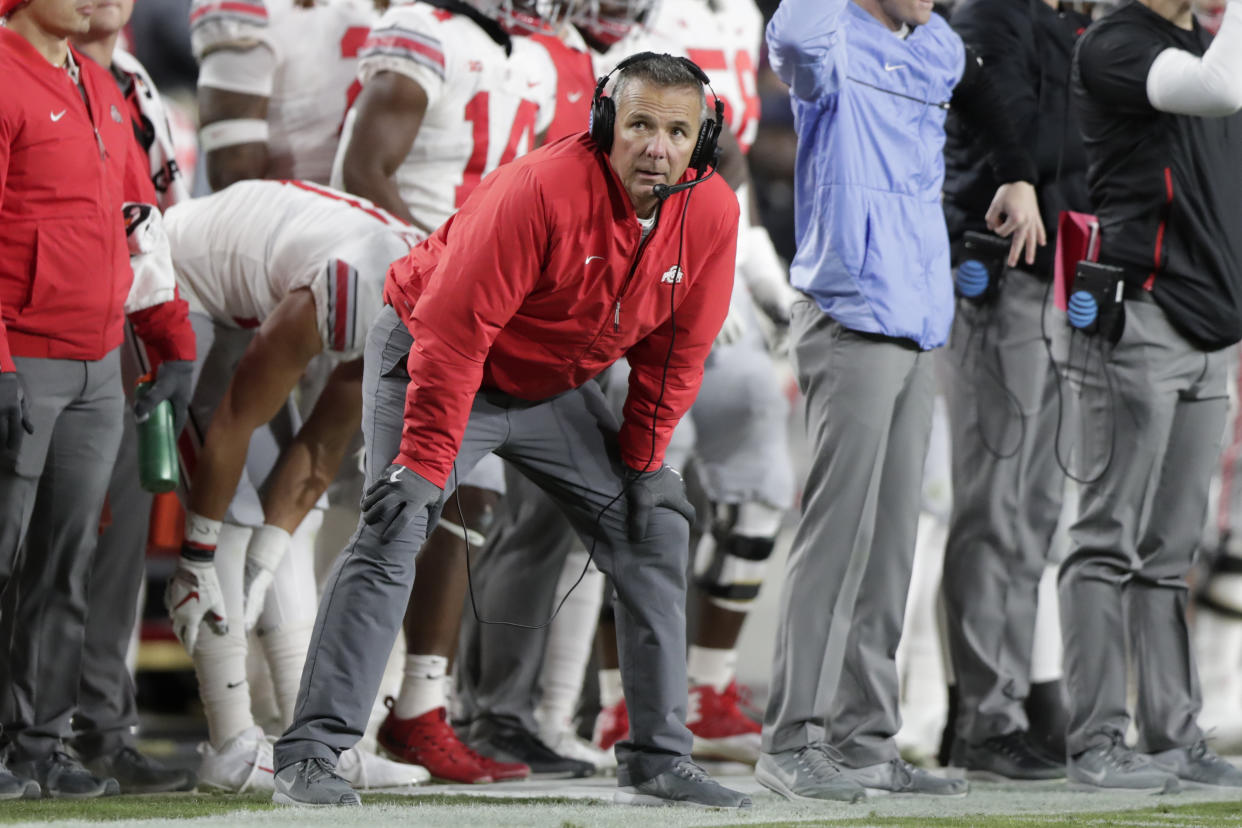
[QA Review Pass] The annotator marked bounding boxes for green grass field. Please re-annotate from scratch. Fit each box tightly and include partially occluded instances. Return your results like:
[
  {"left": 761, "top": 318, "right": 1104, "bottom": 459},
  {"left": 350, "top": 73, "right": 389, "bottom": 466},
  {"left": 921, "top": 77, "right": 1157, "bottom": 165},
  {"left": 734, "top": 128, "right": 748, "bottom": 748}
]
[{"left": 3, "top": 789, "right": 1242, "bottom": 828}]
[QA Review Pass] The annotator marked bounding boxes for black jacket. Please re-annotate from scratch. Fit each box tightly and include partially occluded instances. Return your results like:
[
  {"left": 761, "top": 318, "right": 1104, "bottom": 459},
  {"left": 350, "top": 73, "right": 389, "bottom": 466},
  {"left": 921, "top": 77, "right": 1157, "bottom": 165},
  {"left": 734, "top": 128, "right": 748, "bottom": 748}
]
[{"left": 942, "top": 0, "right": 1092, "bottom": 276}]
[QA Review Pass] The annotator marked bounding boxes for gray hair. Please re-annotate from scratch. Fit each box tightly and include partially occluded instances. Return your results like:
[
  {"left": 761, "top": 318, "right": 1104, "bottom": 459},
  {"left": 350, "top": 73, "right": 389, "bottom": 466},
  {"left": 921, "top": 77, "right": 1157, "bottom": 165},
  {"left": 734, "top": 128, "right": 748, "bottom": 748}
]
[{"left": 608, "top": 53, "right": 709, "bottom": 119}]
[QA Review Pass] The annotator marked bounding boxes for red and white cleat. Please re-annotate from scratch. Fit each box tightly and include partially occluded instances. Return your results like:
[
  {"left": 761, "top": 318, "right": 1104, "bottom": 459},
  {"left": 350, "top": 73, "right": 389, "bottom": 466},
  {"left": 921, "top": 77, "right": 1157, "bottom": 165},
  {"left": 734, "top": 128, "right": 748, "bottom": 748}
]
[
  {"left": 687, "top": 681, "right": 762, "bottom": 765},
  {"left": 377, "top": 700, "right": 526, "bottom": 784},
  {"left": 593, "top": 699, "right": 629, "bottom": 753}
]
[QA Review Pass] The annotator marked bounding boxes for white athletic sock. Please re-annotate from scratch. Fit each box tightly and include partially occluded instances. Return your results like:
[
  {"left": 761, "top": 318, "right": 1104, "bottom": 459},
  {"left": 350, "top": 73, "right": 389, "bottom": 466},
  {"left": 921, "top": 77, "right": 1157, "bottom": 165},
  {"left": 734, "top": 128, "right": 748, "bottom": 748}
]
[
  {"left": 1030, "top": 563, "right": 1063, "bottom": 684},
  {"left": 194, "top": 523, "right": 256, "bottom": 748},
  {"left": 393, "top": 654, "right": 448, "bottom": 719},
  {"left": 255, "top": 513, "right": 321, "bottom": 724},
  {"left": 536, "top": 550, "right": 605, "bottom": 733},
  {"left": 599, "top": 668, "right": 625, "bottom": 709},
  {"left": 687, "top": 645, "right": 737, "bottom": 693}
]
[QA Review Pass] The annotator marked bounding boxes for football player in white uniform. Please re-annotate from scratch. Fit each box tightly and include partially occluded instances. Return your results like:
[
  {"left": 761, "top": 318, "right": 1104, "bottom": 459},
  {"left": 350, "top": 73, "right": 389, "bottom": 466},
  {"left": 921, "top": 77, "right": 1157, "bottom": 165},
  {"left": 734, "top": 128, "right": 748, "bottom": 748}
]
[
  {"left": 160, "top": 179, "right": 428, "bottom": 792},
  {"left": 332, "top": 0, "right": 577, "bottom": 784},
  {"left": 192, "top": 0, "right": 379, "bottom": 188}
]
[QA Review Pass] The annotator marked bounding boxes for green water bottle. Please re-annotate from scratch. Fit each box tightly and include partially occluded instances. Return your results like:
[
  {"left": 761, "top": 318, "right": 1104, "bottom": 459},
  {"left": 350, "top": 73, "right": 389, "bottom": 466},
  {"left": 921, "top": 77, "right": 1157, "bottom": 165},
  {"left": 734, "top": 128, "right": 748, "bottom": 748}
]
[{"left": 136, "top": 374, "right": 180, "bottom": 494}]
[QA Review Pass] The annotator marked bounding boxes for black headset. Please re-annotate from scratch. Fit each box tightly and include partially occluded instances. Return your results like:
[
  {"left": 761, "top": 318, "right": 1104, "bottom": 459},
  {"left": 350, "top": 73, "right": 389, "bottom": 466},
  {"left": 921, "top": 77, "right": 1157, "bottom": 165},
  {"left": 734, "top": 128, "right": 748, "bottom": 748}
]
[{"left": 589, "top": 51, "right": 725, "bottom": 178}]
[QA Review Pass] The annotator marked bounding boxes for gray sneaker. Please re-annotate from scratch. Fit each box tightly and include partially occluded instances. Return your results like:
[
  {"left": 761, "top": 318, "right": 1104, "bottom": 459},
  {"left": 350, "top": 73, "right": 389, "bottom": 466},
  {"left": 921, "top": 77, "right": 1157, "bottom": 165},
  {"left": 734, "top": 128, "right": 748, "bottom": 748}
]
[
  {"left": 0, "top": 756, "right": 40, "bottom": 801},
  {"left": 1068, "top": 736, "right": 1180, "bottom": 793},
  {"left": 755, "top": 744, "right": 866, "bottom": 803},
  {"left": 839, "top": 758, "right": 969, "bottom": 797},
  {"left": 615, "top": 759, "right": 751, "bottom": 808},
  {"left": 1150, "top": 740, "right": 1242, "bottom": 788},
  {"left": 272, "top": 758, "right": 361, "bottom": 806}
]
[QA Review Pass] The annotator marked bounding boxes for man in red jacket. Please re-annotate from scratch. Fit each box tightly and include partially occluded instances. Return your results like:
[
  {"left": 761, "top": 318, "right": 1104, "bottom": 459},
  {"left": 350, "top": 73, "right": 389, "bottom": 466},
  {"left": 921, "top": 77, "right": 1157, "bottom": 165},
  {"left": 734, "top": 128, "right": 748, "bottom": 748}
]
[
  {"left": 0, "top": 0, "right": 196, "bottom": 800},
  {"left": 258, "top": 52, "right": 743, "bottom": 808}
]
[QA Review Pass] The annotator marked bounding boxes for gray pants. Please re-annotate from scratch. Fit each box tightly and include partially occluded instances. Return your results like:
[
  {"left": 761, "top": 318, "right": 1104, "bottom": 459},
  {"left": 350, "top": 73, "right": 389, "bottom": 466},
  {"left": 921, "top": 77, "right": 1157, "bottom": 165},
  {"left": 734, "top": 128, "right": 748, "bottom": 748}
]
[
  {"left": 1060, "top": 300, "right": 1230, "bottom": 755},
  {"left": 762, "top": 301, "right": 935, "bottom": 765},
  {"left": 940, "top": 270, "right": 1064, "bottom": 744},
  {"left": 73, "top": 328, "right": 152, "bottom": 759},
  {"left": 275, "top": 307, "right": 693, "bottom": 785},
  {"left": 0, "top": 352, "right": 124, "bottom": 760}
]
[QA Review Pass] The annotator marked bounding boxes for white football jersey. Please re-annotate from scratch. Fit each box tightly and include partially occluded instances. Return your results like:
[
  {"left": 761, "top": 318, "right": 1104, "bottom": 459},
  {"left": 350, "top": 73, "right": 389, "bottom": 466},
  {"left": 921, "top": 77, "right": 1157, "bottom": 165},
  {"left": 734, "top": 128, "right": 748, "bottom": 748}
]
[
  {"left": 165, "top": 180, "right": 420, "bottom": 357},
  {"left": 190, "top": 0, "right": 378, "bottom": 183},
  {"left": 597, "top": 0, "right": 763, "bottom": 153},
  {"left": 334, "top": 1, "right": 555, "bottom": 230}
]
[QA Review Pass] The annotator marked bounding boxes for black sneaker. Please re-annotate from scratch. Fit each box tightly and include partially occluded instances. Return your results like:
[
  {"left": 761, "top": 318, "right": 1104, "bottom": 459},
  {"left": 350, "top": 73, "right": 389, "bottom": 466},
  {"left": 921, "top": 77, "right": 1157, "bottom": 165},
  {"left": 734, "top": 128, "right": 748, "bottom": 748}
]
[
  {"left": 9, "top": 750, "right": 120, "bottom": 799},
  {"left": 616, "top": 759, "right": 751, "bottom": 808},
  {"left": 472, "top": 721, "right": 595, "bottom": 779},
  {"left": 960, "top": 731, "right": 1066, "bottom": 781},
  {"left": 85, "top": 746, "right": 196, "bottom": 793},
  {"left": 0, "top": 756, "right": 40, "bottom": 800}
]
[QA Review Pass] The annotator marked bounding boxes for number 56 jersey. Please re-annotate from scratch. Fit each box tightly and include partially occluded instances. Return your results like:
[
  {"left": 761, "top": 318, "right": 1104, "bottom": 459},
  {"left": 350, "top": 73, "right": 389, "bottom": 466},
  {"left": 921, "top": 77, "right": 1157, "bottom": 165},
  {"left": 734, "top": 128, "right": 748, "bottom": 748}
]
[{"left": 334, "top": 0, "right": 555, "bottom": 231}]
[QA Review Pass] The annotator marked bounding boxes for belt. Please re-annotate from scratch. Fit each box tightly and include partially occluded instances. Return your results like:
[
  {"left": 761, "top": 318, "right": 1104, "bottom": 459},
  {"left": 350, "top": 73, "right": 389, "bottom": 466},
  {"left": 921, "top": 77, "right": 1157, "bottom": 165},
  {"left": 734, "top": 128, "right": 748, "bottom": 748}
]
[
  {"left": 1123, "top": 282, "right": 1157, "bottom": 304},
  {"left": 478, "top": 388, "right": 564, "bottom": 409}
]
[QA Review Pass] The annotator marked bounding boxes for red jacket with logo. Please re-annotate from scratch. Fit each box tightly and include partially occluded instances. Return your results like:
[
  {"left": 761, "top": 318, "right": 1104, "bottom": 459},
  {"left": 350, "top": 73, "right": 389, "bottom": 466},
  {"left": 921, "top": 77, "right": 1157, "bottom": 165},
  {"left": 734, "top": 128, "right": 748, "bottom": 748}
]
[
  {"left": 0, "top": 29, "right": 195, "bottom": 373},
  {"left": 384, "top": 133, "right": 738, "bottom": 487}
]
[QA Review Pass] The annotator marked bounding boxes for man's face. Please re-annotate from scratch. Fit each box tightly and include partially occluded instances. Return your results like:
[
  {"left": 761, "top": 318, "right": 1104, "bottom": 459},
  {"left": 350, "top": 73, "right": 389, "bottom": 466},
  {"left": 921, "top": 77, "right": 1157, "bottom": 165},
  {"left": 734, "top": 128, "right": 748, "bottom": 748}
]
[
  {"left": 24, "top": 0, "right": 94, "bottom": 36},
  {"left": 876, "top": 0, "right": 934, "bottom": 28},
  {"left": 84, "top": 0, "right": 133, "bottom": 38},
  {"left": 608, "top": 80, "right": 702, "bottom": 218}
]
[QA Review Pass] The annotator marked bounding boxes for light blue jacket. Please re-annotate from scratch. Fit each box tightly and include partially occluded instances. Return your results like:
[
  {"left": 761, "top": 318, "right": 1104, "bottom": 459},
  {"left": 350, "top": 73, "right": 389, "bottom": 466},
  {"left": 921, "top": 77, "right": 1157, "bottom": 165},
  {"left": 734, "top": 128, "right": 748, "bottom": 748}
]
[{"left": 767, "top": 0, "right": 965, "bottom": 349}]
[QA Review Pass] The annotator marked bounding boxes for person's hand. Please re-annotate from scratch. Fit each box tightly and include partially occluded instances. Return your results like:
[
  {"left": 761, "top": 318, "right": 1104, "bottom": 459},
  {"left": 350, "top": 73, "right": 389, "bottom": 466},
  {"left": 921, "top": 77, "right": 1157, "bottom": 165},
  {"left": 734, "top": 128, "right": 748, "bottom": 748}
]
[
  {"left": 714, "top": 298, "right": 748, "bottom": 348},
  {"left": 625, "top": 465, "right": 696, "bottom": 542},
  {"left": 985, "top": 181, "right": 1046, "bottom": 268},
  {"left": 134, "top": 360, "right": 195, "bottom": 434},
  {"left": 0, "top": 372, "right": 33, "bottom": 452},
  {"left": 242, "top": 525, "right": 290, "bottom": 632},
  {"left": 164, "top": 557, "right": 228, "bottom": 656},
  {"left": 361, "top": 463, "right": 443, "bottom": 542}
]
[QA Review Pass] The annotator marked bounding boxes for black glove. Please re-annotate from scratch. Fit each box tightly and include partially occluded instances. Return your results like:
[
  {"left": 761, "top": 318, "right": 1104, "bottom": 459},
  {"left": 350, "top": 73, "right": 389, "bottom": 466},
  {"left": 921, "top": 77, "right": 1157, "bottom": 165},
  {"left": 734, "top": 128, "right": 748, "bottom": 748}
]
[
  {"left": 0, "top": 372, "right": 34, "bottom": 453},
  {"left": 361, "top": 463, "right": 444, "bottom": 542},
  {"left": 134, "top": 359, "right": 194, "bottom": 435},
  {"left": 625, "top": 465, "right": 696, "bottom": 542}
]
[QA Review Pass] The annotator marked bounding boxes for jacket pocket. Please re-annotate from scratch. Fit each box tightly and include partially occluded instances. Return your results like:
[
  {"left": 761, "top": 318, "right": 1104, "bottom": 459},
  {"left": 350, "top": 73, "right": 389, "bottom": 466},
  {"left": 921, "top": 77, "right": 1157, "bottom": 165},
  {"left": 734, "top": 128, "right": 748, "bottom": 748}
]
[{"left": 24, "top": 217, "right": 112, "bottom": 327}]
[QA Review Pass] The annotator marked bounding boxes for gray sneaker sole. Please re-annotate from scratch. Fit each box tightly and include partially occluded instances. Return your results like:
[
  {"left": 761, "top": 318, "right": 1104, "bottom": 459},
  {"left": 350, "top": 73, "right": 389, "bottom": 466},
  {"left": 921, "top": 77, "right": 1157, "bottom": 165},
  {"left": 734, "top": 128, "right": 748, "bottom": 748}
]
[
  {"left": 272, "top": 789, "right": 361, "bottom": 806},
  {"left": 858, "top": 780, "right": 970, "bottom": 798},
  {"left": 614, "top": 788, "right": 751, "bottom": 809},
  {"left": 754, "top": 762, "right": 865, "bottom": 803},
  {"left": 1067, "top": 778, "right": 1180, "bottom": 795},
  {"left": 45, "top": 778, "right": 121, "bottom": 800},
  {"left": 0, "top": 781, "right": 41, "bottom": 800},
  {"left": 965, "top": 769, "right": 1067, "bottom": 784}
]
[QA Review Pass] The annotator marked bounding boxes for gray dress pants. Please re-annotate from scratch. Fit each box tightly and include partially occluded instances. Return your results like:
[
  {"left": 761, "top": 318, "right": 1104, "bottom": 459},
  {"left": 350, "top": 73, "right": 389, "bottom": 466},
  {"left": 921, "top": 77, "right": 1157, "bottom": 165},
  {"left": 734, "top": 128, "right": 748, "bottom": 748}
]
[
  {"left": 763, "top": 301, "right": 935, "bottom": 766},
  {"left": 275, "top": 307, "right": 694, "bottom": 786},
  {"left": 1060, "top": 299, "right": 1230, "bottom": 756},
  {"left": 0, "top": 351, "right": 124, "bottom": 761},
  {"left": 940, "top": 270, "right": 1065, "bottom": 745}
]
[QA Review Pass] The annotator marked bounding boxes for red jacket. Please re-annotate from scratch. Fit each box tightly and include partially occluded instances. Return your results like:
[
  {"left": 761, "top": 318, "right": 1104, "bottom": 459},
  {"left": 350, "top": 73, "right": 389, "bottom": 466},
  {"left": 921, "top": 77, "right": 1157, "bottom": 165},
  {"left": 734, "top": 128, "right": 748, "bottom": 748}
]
[
  {"left": 384, "top": 133, "right": 738, "bottom": 488},
  {"left": 0, "top": 29, "right": 194, "bottom": 373}
]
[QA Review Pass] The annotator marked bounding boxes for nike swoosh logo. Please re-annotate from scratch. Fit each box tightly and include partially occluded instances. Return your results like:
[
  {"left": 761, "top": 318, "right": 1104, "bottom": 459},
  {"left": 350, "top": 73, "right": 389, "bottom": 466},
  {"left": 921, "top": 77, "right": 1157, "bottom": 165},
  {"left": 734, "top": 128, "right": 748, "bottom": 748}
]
[
  {"left": 527, "top": 80, "right": 540, "bottom": 88},
  {"left": 50, "top": 110, "right": 67, "bottom": 121},
  {"left": 389, "top": 467, "right": 403, "bottom": 483},
  {"left": 1078, "top": 766, "right": 1108, "bottom": 784},
  {"left": 585, "top": 256, "right": 604, "bottom": 265},
  {"left": 884, "top": 63, "right": 906, "bottom": 72},
  {"left": 226, "top": 679, "right": 246, "bottom": 689},
  {"left": 174, "top": 591, "right": 199, "bottom": 610},
  {"left": 246, "top": 760, "right": 275, "bottom": 773},
  {"left": 567, "top": 91, "right": 583, "bottom": 103}
]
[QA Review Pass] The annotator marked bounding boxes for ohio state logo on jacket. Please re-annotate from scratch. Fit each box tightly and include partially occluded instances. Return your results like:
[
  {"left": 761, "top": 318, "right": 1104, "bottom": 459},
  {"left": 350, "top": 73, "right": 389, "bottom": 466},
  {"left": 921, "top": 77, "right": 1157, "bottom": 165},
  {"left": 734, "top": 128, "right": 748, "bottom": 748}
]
[{"left": 661, "top": 265, "right": 684, "bottom": 284}]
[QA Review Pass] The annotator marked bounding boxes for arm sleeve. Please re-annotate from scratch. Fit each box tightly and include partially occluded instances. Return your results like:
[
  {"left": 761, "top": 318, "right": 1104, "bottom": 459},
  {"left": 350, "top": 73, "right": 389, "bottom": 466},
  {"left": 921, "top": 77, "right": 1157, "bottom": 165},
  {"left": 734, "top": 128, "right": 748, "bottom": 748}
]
[
  {"left": 358, "top": 6, "right": 447, "bottom": 111},
  {"left": 197, "top": 44, "right": 278, "bottom": 97},
  {"left": 0, "top": 113, "right": 12, "bottom": 373},
  {"left": 950, "top": 48, "right": 1038, "bottom": 184},
  {"left": 189, "top": 0, "right": 272, "bottom": 60},
  {"left": 619, "top": 199, "right": 738, "bottom": 472},
  {"left": 396, "top": 169, "right": 549, "bottom": 486},
  {"left": 765, "top": 0, "right": 849, "bottom": 102},
  {"left": 1075, "top": 23, "right": 1166, "bottom": 115},
  {"left": 1146, "top": 0, "right": 1242, "bottom": 116}
]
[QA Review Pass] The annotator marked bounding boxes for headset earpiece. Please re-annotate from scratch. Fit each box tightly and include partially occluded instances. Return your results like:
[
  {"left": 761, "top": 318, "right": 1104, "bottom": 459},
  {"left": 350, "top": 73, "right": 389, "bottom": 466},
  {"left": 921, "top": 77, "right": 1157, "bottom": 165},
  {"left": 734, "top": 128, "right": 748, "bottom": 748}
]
[{"left": 589, "top": 74, "right": 616, "bottom": 154}]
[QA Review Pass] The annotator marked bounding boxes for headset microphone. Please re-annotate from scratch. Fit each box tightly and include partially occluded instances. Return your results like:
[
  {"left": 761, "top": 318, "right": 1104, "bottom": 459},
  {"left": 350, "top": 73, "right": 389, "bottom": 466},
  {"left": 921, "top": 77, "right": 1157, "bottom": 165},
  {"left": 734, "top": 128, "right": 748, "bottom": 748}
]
[{"left": 652, "top": 166, "right": 717, "bottom": 201}]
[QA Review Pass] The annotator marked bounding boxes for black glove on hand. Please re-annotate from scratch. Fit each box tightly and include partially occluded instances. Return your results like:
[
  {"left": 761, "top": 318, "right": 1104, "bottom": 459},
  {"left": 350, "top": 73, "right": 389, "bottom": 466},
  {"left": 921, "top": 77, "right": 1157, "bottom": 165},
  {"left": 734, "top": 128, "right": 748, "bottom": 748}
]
[
  {"left": 361, "top": 463, "right": 444, "bottom": 542},
  {"left": 625, "top": 465, "right": 696, "bottom": 543},
  {"left": 134, "top": 360, "right": 194, "bottom": 435},
  {"left": 0, "top": 372, "right": 33, "bottom": 452}
]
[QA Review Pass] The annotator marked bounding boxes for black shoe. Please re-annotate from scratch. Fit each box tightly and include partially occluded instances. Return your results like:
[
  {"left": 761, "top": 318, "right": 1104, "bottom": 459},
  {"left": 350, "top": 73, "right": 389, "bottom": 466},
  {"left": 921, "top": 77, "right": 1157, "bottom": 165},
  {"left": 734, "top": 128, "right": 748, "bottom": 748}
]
[
  {"left": 0, "top": 756, "right": 40, "bottom": 800},
  {"left": 472, "top": 722, "right": 595, "bottom": 779},
  {"left": 10, "top": 749, "right": 120, "bottom": 799},
  {"left": 960, "top": 731, "right": 1066, "bottom": 781},
  {"left": 85, "top": 746, "right": 196, "bottom": 793}
]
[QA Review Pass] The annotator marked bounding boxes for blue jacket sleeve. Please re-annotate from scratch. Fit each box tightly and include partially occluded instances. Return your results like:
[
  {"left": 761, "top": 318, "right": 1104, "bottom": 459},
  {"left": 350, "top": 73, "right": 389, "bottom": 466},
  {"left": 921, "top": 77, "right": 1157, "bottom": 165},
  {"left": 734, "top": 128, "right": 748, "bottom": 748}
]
[{"left": 765, "top": 0, "right": 849, "bottom": 102}]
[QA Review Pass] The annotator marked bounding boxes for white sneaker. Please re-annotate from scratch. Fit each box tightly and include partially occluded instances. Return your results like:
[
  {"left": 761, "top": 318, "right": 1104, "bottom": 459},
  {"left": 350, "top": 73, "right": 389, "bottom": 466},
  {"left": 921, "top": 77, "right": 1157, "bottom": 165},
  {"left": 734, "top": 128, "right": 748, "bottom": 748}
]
[
  {"left": 336, "top": 747, "right": 430, "bottom": 789},
  {"left": 197, "top": 726, "right": 276, "bottom": 792},
  {"left": 539, "top": 726, "right": 616, "bottom": 774}
]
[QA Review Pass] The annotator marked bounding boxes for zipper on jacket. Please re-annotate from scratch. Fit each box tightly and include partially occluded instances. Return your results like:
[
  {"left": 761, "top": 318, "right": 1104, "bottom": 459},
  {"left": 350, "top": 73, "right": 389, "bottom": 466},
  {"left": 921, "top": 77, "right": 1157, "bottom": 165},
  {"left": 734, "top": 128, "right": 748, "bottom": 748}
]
[{"left": 613, "top": 212, "right": 660, "bottom": 332}]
